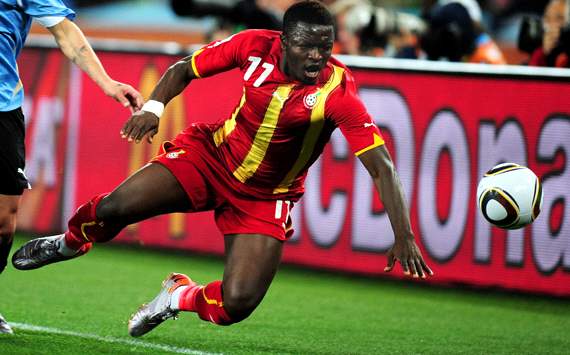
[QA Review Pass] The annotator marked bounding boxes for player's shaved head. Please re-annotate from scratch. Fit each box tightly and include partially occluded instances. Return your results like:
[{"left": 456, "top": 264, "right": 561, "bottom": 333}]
[{"left": 283, "top": 1, "right": 335, "bottom": 36}]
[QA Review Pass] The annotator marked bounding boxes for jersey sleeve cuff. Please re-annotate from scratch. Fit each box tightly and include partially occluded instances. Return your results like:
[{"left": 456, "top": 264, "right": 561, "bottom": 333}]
[
  {"left": 34, "top": 16, "right": 66, "bottom": 28},
  {"left": 191, "top": 48, "right": 205, "bottom": 78},
  {"left": 354, "top": 133, "right": 385, "bottom": 156}
]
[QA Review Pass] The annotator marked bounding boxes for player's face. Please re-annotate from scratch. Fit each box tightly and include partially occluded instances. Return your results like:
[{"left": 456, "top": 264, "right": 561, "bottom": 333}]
[{"left": 282, "top": 22, "right": 334, "bottom": 84}]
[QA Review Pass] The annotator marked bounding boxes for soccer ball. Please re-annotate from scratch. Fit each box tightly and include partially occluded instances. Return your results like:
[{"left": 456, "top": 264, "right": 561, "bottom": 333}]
[{"left": 476, "top": 163, "right": 543, "bottom": 229}]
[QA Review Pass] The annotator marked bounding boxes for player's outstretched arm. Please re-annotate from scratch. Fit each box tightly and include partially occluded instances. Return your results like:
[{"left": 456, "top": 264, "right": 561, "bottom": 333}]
[
  {"left": 47, "top": 18, "right": 143, "bottom": 111},
  {"left": 358, "top": 145, "right": 434, "bottom": 279},
  {"left": 120, "top": 55, "right": 199, "bottom": 143}
]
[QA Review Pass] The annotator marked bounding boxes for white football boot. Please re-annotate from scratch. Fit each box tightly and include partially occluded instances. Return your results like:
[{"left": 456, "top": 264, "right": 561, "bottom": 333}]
[
  {"left": 128, "top": 273, "right": 195, "bottom": 337},
  {"left": 0, "top": 314, "right": 13, "bottom": 334}
]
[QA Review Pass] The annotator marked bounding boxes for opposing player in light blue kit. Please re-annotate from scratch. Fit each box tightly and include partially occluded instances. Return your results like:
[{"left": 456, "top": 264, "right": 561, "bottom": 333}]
[{"left": 0, "top": 0, "right": 144, "bottom": 334}]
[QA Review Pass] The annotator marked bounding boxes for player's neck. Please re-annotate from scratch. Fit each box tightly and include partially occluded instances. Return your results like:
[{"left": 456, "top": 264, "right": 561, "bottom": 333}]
[{"left": 279, "top": 55, "right": 290, "bottom": 79}]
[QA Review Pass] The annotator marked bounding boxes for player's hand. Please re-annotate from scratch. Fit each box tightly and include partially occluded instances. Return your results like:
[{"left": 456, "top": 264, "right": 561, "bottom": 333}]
[
  {"left": 105, "top": 80, "right": 144, "bottom": 112},
  {"left": 384, "top": 237, "right": 433, "bottom": 279},
  {"left": 120, "top": 110, "right": 159, "bottom": 144}
]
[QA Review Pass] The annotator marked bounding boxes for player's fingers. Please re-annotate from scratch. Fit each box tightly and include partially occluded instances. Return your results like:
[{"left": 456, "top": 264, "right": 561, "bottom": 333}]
[
  {"left": 134, "top": 126, "right": 149, "bottom": 143},
  {"left": 133, "top": 93, "right": 144, "bottom": 111},
  {"left": 121, "top": 120, "right": 134, "bottom": 139},
  {"left": 414, "top": 259, "right": 425, "bottom": 279},
  {"left": 113, "top": 91, "right": 131, "bottom": 109},
  {"left": 146, "top": 128, "right": 158, "bottom": 144},
  {"left": 124, "top": 88, "right": 144, "bottom": 111},
  {"left": 400, "top": 258, "right": 410, "bottom": 275},
  {"left": 384, "top": 253, "right": 396, "bottom": 272},
  {"left": 126, "top": 125, "right": 142, "bottom": 142},
  {"left": 420, "top": 258, "right": 434, "bottom": 276},
  {"left": 408, "top": 259, "right": 418, "bottom": 278}
]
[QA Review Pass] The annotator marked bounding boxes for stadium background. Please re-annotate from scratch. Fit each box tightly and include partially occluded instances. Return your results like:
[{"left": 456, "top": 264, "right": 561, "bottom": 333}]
[{"left": 7, "top": 0, "right": 570, "bottom": 353}]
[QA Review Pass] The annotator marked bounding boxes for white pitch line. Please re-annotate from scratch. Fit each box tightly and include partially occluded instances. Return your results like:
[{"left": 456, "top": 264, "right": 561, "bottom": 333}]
[{"left": 11, "top": 322, "right": 222, "bottom": 355}]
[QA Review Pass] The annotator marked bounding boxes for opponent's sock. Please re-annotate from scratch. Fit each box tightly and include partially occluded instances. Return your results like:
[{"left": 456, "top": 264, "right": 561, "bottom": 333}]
[
  {"left": 178, "top": 280, "right": 233, "bottom": 325},
  {"left": 64, "top": 193, "right": 121, "bottom": 250}
]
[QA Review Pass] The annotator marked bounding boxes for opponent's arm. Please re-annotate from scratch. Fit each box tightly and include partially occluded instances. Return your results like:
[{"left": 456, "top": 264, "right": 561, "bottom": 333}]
[
  {"left": 358, "top": 145, "right": 433, "bottom": 279},
  {"left": 120, "top": 56, "right": 198, "bottom": 143},
  {"left": 47, "top": 18, "right": 143, "bottom": 111}
]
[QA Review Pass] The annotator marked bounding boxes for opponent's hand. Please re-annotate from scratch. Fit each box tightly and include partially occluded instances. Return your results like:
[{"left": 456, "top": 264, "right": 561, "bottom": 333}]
[
  {"left": 105, "top": 80, "right": 144, "bottom": 112},
  {"left": 384, "top": 237, "right": 433, "bottom": 279},
  {"left": 120, "top": 110, "right": 159, "bottom": 144}
]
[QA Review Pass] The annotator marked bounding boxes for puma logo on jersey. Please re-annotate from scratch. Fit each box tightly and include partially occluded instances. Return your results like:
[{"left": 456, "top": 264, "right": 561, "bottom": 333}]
[
  {"left": 364, "top": 122, "right": 375, "bottom": 128},
  {"left": 165, "top": 149, "right": 186, "bottom": 159}
]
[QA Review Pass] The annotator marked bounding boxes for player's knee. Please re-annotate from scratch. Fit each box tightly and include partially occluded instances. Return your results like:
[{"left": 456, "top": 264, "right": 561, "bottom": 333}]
[
  {"left": 96, "top": 194, "right": 129, "bottom": 222},
  {"left": 223, "top": 284, "right": 263, "bottom": 321}
]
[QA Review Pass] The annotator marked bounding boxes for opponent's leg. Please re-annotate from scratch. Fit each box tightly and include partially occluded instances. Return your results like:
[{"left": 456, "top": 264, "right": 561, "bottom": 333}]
[
  {"left": 12, "top": 163, "right": 191, "bottom": 270},
  {"left": 128, "top": 234, "right": 283, "bottom": 336},
  {"left": 0, "top": 194, "right": 20, "bottom": 334},
  {"left": 0, "top": 195, "right": 19, "bottom": 274}
]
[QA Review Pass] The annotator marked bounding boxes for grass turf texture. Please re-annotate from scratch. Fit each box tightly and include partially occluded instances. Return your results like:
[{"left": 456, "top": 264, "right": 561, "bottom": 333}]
[{"left": 0, "top": 235, "right": 569, "bottom": 354}]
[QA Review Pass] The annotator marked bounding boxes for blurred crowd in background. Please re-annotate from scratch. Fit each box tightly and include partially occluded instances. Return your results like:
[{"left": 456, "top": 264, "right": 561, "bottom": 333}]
[{"left": 45, "top": 0, "right": 570, "bottom": 68}]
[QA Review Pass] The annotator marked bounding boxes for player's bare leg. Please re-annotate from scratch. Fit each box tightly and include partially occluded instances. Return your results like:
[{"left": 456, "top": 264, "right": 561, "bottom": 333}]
[
  {"left": 0, "top": 194, "right": 19, "bottom": 273},
  {"left": 0, "top": 195, "right": 18, "bottom": 335},
  {"left": 128, "top": 234, "right": 283, "bottom": 337},
  {"left": 221, "top": 234, "right": 283, "bottom": 321},
  {"left": 0, "top": 194, "right": 20, "bottom": 334},
  {"left": 12, "top": 163, "right": 191, "bottom": 270}
]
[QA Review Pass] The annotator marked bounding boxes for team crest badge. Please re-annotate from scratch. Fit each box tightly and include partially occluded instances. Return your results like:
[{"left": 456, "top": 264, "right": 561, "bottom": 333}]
[
  {"left": 166, "top": 149, "right": 186, "bottom": 159},
  {"left": 303, "top": 91, "right": 320, "bottom": 109}
]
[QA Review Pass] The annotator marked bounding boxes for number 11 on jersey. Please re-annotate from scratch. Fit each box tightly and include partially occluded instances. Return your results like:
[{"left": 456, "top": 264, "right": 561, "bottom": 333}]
[{"left": 244, "top": 56, "right": 274, "bottom": 87}]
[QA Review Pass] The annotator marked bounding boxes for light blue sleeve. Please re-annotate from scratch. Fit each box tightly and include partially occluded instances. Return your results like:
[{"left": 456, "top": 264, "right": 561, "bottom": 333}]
[{"left": 21, "top": 0, "right": 76, "bottom": 22}]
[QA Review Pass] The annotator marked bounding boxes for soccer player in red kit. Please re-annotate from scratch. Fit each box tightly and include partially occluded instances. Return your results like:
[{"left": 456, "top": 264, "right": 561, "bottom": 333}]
[{"left": 13, "top": 0, "right": 433, "bottom": 336}]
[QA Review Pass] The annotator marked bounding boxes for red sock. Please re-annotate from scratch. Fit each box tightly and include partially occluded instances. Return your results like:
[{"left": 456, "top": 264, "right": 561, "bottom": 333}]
[
  {"left": 179, "top": 281, "right": 233, "bottom": 325},
  {"left": 64, "top": 193, "right": 122, "bottom": 250}
]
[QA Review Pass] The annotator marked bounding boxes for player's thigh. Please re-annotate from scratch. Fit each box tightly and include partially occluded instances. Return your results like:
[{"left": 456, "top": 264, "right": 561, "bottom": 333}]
[
  {"left": 101, "top": 162, "right": 191, "bottom": 222},
  {"left": 223, "top": 234, "right": 283, "bottom": 300}
]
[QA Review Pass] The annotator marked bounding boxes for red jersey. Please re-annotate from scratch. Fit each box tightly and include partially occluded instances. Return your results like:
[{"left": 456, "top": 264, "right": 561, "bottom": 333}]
[{"left": 190, "top": 29, "right": 384, "bottom": 200}]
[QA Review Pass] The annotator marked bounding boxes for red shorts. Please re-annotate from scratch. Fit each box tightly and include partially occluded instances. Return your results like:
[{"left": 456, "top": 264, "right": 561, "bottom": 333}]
[{"left": 152, "top": 132, "right": 294, "bottom": 241}]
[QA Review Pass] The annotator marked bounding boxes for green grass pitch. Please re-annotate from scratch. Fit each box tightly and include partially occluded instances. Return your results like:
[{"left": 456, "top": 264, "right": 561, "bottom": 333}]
[{"left": 1, "top": 235, "right": 569, "bottom": 354}]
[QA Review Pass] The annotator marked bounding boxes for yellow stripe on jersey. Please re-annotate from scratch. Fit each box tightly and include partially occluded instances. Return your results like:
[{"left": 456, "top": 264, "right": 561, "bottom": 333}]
[
  {"left": 355, "top": 133, "right": 385, "bottom": 156},
  {"left": 273, "top": 65, "right": 345, "bottom": 194},
  {"left": 233, "top": 84, "right": 294, "bottom": 183},
  {"left": 191, "top": 48, "right": 205, "bottom": 78},
  {"left": 213, "top": 89, "right": 246, "bottom": 147}
]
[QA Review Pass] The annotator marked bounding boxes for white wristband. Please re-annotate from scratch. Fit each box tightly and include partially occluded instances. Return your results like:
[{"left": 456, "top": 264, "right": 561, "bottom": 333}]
[{"left": 141, "top": 100, "right": 165, "bottom": 118}]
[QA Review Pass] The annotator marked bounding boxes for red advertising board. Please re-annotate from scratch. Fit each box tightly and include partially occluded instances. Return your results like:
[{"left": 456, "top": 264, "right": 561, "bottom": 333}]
[{"left": 18, "top": 47, "right": 570, "bottom": 296}]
